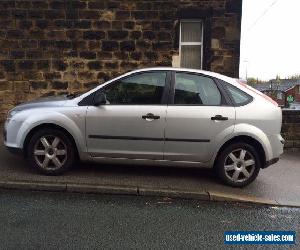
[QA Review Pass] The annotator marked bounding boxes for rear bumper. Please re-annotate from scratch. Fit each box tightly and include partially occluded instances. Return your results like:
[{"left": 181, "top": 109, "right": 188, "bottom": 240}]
[
  {"left": 262, "top": 157, "right": 279, "bottom": 169},
  {"left": 267, "top": 134, "right": 284, "bottom": 160}
]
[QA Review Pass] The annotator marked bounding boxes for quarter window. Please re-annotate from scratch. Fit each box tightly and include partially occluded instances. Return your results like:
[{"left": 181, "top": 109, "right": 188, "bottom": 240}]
[
  {"left": 224, "top": 82, "right": 252, "bottom": 105},
  {"left": 180, "top": 20, "right": 203, "bottom": 69},
  {"left": 174, "top": 73, "right": 221, "bottom": 105},
  {"left": 103, "top": 72, "right": 167, "bottom": 105}
]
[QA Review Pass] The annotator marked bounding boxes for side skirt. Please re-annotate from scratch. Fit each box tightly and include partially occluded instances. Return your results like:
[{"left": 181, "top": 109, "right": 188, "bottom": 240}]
[{"left": 90, "top": 156, "right": 212, "bottom": 169}]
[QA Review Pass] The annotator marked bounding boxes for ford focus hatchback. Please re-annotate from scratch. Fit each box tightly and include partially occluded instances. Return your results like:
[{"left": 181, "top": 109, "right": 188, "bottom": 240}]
[{"left": 4, "top": 68, "right": 284, "bottom": 187}]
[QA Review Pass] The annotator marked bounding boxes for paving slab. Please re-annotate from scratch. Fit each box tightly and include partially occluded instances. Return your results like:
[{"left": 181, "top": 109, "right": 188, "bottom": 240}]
[{"left": 0, "top": 138, "right": 299, "bottom": 206}]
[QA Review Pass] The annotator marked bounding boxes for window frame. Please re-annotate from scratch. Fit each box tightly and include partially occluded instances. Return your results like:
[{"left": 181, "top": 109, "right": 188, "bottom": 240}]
[
  {"left": 79, "top": 71, "right": 172, "bottom": 106},
  {"left": 168, "top": 71, "right": 232, "bottom": 106},
  {"left": 179, "top": 20, "right": 204, "bottom": 69}
]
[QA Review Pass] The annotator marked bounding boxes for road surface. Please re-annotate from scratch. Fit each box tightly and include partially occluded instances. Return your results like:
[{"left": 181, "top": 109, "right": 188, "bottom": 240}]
[{"left": 0, "top": 190, "right": 298, "bottom": 250}]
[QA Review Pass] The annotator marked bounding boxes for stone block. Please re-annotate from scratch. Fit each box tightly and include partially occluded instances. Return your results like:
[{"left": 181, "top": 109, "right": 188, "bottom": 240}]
[
  {"left": 83, "top": 31, "right": 105, "bottom": 40},
  {"left": 144, "top": 51, "right": 158, "bottom": 60},
  {"left": 30, "top": 81, "right": 48, "bottom": 90},
  {"left": 116, "top": 11, "right": 130, "bottom": 20},
  {"left": 18, "top": 60, "right": 34, "bottom": 70},
  {"left": 93, "top": 21, "right": 111, "bottom": 29},
  {"left": 104, "top": 61, "right": 119, "bottom": 70},
  {"left": 51, "top": 81, "right": 68, "bottom": 90},
  {"left": 143, "top": 31, "right": 156, "bottom": 40},
  {"left": 79, "top": 10, "right": 99, "bottom": 19},
  {"left": 79, "top": 51, "right": 96, "bottom": 59},
  {"left": 108, "top": 30, "right": 128, "bottom": 40},
  {"left": 73, "top": 20, "right": 91, "bottom": 29},
  {"left": 0, "top": 81, "right": 13, "bottom": 91},
  {"left": 130, "top": 31, "right": 142, "bottom": 40},
  {"left": 102, "top": 41, "right": 119, "bottom": 51},
  {"left": 87, "top": 61, "right": 103, "bottom": 70},
  {"left": 10, "top": 51, "right": 25, "bottom": 59},
  {"left": 120, "top": 41, "right": 135, "bottom": 52}
]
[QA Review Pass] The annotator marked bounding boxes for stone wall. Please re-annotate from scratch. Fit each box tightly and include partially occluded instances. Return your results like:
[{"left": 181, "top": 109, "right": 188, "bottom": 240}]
[
  {"left": 282, "top": 110, "right": 300, "bottom": 150},
  {"left": 0, "top": 0, "right": 242, "bottom": 121}
]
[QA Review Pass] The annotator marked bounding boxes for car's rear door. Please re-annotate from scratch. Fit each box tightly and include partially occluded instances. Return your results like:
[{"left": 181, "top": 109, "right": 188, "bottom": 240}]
[
  {"left": 164, "top": 71, "right": 235, "bottom": 162},
  {"left": 85, "top": 70, "right": 170, "bottom": 160}
]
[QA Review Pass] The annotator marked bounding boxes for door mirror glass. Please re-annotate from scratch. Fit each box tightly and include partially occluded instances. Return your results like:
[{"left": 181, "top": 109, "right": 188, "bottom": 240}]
[{"left": 93, "top": 91, "right": 107, "bottom": 106}]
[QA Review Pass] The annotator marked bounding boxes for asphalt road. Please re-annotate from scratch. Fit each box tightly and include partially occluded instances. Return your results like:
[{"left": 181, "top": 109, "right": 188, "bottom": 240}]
[{"left": 0, "top": 190, "right": 298, "bottom": 250}]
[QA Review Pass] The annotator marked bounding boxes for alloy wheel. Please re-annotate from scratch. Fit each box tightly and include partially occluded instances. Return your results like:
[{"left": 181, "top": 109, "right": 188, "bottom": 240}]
[
  {"left": 33, "top": 135, "right": 67, "bottom": 170},
  {"left": 223, "top": 148, "right": 256, "bottom": 183}
]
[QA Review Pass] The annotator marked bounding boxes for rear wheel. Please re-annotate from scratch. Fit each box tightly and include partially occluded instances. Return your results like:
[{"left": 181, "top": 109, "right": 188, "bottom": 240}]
[
  {"left": 27, "top": 128, "right": 75, "bottom": 175},
  {"left": 215, "top": 143, "right": 261, "bottom": 187}
]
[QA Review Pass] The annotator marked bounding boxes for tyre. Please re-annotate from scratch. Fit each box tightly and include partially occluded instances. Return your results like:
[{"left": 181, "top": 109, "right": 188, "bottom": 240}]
[
  {"left": 27, "top": 128, "right": 75, "bottom": 175},
  {"left": 215, "top": 143, "right": 261, "bottom": 187}
]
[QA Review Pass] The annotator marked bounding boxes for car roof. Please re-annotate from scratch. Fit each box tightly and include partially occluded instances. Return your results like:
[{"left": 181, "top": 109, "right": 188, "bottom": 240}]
[{"left": 129, "top": 67, "right": 234, "bottom": 83}]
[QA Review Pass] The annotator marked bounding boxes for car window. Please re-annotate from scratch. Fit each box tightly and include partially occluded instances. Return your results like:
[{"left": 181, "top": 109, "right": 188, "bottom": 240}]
[
  {"left": 174, "top": 73, "right": 221, "bottom": 105},
  {"left": 104, "top": 72, "right": 166, "bottom": 105},
  {"left": 224, "top": 82, "right": 252, "bottom": 105}
]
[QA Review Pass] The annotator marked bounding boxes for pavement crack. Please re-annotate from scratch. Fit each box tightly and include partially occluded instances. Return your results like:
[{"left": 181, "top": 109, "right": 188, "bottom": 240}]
[
  {"left": 205, "top": 190, "right": 211, "bottom": 201},
  {"left": 274, "top": 199, "right": 281, "bottom": 205}
]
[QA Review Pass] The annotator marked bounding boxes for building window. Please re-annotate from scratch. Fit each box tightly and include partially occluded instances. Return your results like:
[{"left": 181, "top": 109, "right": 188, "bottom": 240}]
[
  {"left": 277, "top": 91, "right": 283, "bottom": 100},
  {"left": 180, "top": 20, "right": 203, "bottom": 69}
]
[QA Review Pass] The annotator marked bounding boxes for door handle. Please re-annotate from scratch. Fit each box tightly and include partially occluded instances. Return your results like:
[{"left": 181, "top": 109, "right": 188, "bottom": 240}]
[
  {"left": 142, "top": 113, "right": 160, "bottom": 121},
  {"left": 211, "top": 115, "right": 228, "bottom": 121}
]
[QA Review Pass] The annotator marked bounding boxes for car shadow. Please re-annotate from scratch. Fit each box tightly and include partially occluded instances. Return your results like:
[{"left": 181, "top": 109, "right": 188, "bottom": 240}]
[{"left": 72, "top": 161, "right": 220, "bottom": 184}]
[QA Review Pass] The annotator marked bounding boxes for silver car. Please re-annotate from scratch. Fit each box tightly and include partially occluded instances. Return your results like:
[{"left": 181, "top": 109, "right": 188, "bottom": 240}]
[{"left": 4, "top": 68, "right": 284, "bottom": 187}]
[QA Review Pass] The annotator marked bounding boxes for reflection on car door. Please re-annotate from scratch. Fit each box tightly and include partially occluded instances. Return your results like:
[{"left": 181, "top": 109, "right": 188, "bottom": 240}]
[
  {"left": 86, "top": 71, "right": 170, "bottom": 160},
  {"left": 164, "top": 72, "right": 235, "bottom": 162}
]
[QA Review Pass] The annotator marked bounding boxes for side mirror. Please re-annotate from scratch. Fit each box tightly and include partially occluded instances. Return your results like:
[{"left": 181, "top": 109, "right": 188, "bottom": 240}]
[{"left": 93, "top": 91, "right": 107, "bottom": 106}]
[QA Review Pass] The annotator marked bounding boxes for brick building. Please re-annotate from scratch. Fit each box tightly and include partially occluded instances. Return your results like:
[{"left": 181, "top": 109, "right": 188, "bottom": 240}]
[{"left": 0, "top": 0, "right": 242, "bottom": 121}]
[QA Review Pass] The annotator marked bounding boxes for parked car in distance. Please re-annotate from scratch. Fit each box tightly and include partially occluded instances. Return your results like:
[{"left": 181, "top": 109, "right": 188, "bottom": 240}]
[
  {"left": 288, "top": 102, "right": 300, "bottom": 110},
  {"left": 4, "top": 67, "right": 284, "bottom": 187}
]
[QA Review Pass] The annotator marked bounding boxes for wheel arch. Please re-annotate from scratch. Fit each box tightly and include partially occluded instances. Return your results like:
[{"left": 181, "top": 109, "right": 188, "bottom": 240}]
[
  {"left": 213, "top": 135, "right": 266, "bottom": 169},
  {"left": 23, "top": 123, "right": 79, "bottom": 159}
]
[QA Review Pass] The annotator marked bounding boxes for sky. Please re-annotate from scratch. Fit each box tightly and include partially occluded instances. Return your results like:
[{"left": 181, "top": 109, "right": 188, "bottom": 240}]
[{"left": 239, "top": 0, "right": 300, "bottom": 80}]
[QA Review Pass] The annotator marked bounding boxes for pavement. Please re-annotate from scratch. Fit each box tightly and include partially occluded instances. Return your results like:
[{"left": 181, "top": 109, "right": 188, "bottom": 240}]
[
  {"left": 0, "top": 190, "right": 299, "bottom": 250},
  {"left": 0, "top": 137, "right": 300, "bottom": 207}
]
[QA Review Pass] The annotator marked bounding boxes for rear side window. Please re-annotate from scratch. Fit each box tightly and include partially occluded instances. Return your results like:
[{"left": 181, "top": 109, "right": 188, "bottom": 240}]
[
  {"left": 223, "top": 82, "right": 252, "bottom": 106},
  {"left": 174, "top": 73, "right": 222, "bottom": 105}
]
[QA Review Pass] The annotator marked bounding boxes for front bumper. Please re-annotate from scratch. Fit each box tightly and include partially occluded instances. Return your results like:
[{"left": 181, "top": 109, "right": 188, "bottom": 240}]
[
  {"left": 3, "top": 126, "right": 7, "bottom": 142},
  {"left": 3, "top": 120, "right": 24, "bottom": 156},
  {"left": 6, "top": 146, "right": 24, "bottom": 156}
]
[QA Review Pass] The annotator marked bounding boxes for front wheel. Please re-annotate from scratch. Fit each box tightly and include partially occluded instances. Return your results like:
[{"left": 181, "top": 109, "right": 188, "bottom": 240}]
[
  {"left": 27, "top": 128, "right": 75, "bottom": 175},
  {"left": 215, "top": 143, "right": 261, "bottom": 187}
]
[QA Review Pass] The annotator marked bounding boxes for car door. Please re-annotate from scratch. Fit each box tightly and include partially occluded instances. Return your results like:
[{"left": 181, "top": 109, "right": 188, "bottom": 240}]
[
  {"left": 164, "top": 72, "right": 235, "bottom": 162},
  {"left": 85, "top": 71, "right": 170, "bottom": 160}
]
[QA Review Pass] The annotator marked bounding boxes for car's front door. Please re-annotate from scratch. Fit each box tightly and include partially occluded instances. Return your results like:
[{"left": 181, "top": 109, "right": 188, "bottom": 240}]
[
  {"left": 85, "top": 71, "right": 170, "bottom": 160},
  {"left": 164, "top": 72, "right": 235, "bottom": 162}
]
